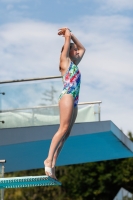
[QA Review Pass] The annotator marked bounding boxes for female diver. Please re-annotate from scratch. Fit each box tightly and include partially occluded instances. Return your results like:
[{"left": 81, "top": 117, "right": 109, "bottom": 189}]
[{"left": 44, "top": 27, "right": 85, "bottom": 180}]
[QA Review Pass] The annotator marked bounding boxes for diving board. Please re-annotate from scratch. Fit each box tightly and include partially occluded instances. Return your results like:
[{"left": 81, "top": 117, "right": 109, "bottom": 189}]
[
  {"left": 0, "top": 175, "right": 61, "bottom": 188},
  {"left": 0, "top": 121, "right": 133, "bottom": 172}
]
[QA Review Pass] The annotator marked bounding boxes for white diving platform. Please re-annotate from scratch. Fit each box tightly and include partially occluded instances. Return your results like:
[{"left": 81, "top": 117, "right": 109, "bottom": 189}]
[{"left": 0, "top": 175, "right": 61, "bottom": 188}]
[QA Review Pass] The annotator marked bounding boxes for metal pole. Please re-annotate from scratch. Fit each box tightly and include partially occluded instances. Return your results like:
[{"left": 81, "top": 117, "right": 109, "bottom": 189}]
[
  {"left": 0, "top": 160, "right": 6, "bottom": 200},
  {"left": 0, "top": 76, "right": 62, "bottom": 84},
  {"left": 0, "top": 92, "right": 1, "bottom": 114},
  {"left": 99, "top": 103, "right": 101, "bottom": 121},
  {"left": 0, "top": 92, "right": 5, "bottom": 114},
  {"left": 1, "top": 166, "right": 4, "bottom": 200},
  {"left": 1, "top": 101, "right": 102, "bottom": 113}
]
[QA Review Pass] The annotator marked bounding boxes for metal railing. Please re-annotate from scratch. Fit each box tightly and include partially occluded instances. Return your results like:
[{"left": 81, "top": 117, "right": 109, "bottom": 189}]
[
  {"left": 0, "top": 76, "right": 62, "bottom": 84},
  {"left": 0, "top": 76, "right": 102, "bottom": 126},
  {"left": 0, "top": 160, "right": 6, "bottom": 200},
  {"left": 1, "top": 101, "right": 102, "bottom": 111},
  {"left": 0, "top": 101, "right": 102, "bottom": 122}
]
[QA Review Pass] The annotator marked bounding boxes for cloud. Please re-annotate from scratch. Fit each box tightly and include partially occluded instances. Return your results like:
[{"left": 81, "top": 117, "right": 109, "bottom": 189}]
[
  {"left": 0, "top": 14, "right": 133, "bottom": 135},
  {"left": 69, "top": 15, "right": 133, "bottom": 134},
  {"left": 69, "top": 15, "right": 133, "bottom": 80},
  {"left": 6, "top": 4, "right": 14, "bottom": 10},
  {"left": 98, "top": 0, "right": 133, "bottom": 11},
  {"left": 0, "top": 20, "right": 62, "bottom": 80}
]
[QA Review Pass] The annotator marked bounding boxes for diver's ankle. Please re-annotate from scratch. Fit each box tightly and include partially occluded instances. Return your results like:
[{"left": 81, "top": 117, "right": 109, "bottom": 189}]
[{"left": 44, "top": 158, "right": 52, "bottom": 167}]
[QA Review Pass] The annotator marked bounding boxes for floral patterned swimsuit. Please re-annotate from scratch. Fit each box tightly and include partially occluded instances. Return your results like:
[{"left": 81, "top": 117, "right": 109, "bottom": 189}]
[{"left": 58, "top": 61, "right": 81, "bottom": 107}]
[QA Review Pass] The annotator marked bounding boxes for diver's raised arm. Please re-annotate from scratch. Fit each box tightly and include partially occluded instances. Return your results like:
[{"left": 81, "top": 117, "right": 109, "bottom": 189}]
[
  {"left": 59, "top": 29, "right": 71, "bottom": 61},
  {"left": 71, "top": 33, "right": 86, "bottom": 65}
]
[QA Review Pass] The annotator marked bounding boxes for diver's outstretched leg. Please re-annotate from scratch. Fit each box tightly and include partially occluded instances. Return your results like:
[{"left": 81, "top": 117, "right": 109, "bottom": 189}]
[
  {"left": 44, "top": 94, "right": 74, "bottom": 178},
  {"left": 51, "top": 106, "right": 78, "bottom": 179}
]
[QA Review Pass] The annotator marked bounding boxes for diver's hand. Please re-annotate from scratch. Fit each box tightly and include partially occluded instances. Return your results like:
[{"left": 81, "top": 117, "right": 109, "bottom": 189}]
[{"left": 58, "top": 27, "right": 71, "bottom": 36}]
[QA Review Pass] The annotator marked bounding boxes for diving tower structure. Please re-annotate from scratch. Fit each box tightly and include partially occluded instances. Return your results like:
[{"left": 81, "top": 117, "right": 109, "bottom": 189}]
[{"left": 0, "top": 76, "right": 133, "bottom": 173}]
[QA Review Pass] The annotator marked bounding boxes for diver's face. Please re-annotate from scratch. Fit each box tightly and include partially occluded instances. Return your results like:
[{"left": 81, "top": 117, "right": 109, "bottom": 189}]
[{"left": 69, "top": 44, "right": 79, "bottom": 60}]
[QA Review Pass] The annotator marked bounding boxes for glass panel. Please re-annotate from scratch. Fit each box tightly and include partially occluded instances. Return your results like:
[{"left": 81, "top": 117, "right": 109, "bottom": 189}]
[
  {"left": 0, "top": 79, "right": 62, "bottom": 111},
  {"left": 0, "top": 78, "right": 101, "bottom": 129},
  {"left": 0, "top": 105, "right": 99, "bottom": 129}
]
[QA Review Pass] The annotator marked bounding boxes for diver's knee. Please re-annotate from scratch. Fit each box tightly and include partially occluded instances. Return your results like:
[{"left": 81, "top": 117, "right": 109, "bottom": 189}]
[{"left": 58, "top": 124, "right": 69, "bottom": 135}]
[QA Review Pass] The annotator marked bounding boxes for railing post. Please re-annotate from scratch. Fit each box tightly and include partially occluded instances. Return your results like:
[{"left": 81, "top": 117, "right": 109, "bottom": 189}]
[
  {"left": 0, "top": 92, "right": 5, "bottom": 113},
  {"left": 0, "top": 92, "right": 2, "bottom": 113},
  {"left": 98, "top": 103, "right": 101, "bottom": 121},
  {"left": 0, "top": 160, "right": 6, "bottom": 200},
  {"left": 0, "top": 92, "right": 5, "bottom": 124}
]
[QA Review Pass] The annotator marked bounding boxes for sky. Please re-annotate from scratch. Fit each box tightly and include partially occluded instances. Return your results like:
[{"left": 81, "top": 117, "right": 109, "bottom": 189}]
[{"left": 0, "top": 0, "right": 133, "bottom": 135}]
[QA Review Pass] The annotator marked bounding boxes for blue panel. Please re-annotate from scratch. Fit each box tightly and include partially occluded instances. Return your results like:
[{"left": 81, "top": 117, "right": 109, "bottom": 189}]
[
  {"left": 0, "top": 130, "right": 133, "bottom": 172},
  {"left": 0, "top": 140, "right": 51, "bottom": 172},
  {"left": 57, "top": 131, "right": 133, "bottom": 166}
]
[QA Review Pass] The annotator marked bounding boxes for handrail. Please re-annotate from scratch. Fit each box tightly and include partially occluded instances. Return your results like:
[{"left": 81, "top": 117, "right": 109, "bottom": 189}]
[
  {"left": 78, "top": 101, "right": 102, "bottom": 105},
  {"left": 0, "top": 101, "right": 102, "bottom": 112},
  {"left": 0, "top": 75, "right": 62, "bottom": 84},
  {"left": 0, "top": 160, "right": 5, "bottom": 200}
]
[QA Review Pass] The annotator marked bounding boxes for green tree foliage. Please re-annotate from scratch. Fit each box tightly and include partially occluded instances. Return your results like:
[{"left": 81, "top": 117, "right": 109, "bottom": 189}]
[
  {"left": 128, "top": 132, "right": 133, "bottom": 142},
  {"left": 4, "top": 132, "right": 133, "bottom": 200}
]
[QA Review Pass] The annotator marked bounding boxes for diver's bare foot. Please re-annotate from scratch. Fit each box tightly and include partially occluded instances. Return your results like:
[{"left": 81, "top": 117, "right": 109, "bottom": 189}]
[{"left": 44, "top": 159, "right": 53, "bottom": 178}]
